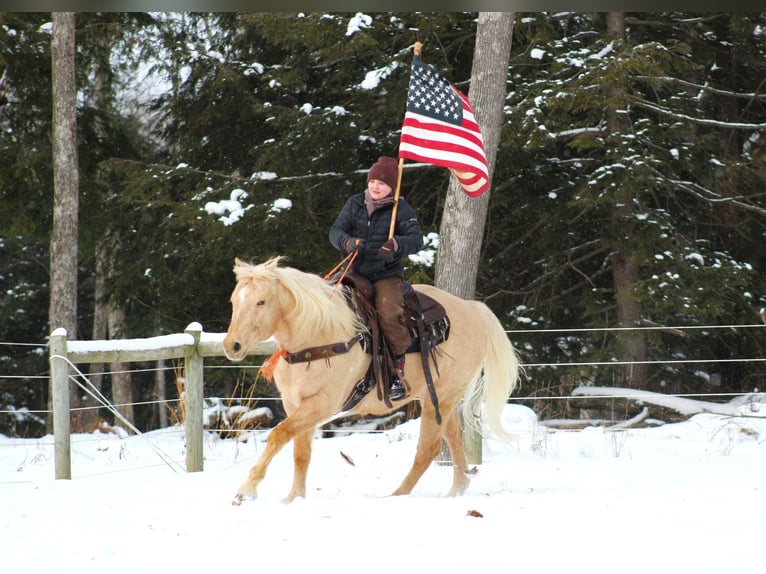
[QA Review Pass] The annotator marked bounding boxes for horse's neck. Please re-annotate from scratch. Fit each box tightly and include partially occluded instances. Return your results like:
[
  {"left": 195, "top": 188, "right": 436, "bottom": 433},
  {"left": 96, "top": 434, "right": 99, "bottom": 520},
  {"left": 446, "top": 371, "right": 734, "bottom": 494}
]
[
  {"left": 272, "top": 318, "right": 338, "bottom": 352},
  {"left": 270, "top": 280, "right": 357, "bottom": 351}
]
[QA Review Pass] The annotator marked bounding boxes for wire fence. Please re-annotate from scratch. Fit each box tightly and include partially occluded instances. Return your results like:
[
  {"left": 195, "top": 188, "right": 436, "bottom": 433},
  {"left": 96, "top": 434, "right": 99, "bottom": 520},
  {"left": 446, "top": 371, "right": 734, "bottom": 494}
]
[{"left": 2, "top": 322, "right": 766, "bottom": 434}]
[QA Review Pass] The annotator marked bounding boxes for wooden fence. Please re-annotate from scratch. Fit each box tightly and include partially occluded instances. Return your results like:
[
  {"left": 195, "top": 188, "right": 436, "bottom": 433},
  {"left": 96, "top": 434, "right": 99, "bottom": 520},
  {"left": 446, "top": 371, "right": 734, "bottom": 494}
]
[{"left": 48, "top": 322, "right": 275, "bottom": 479}]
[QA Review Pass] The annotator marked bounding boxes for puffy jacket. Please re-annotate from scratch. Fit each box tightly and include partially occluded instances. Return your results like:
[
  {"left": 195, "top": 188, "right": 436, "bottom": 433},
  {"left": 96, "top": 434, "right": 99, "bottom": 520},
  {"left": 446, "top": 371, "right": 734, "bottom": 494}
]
[{"left": 329, "top": 192, "right": 423, "bottom": 282}]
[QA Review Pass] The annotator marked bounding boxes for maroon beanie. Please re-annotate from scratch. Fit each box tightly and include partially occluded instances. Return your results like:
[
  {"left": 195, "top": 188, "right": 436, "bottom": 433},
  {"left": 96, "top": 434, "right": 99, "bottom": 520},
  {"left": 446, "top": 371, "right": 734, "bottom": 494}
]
[{"left": 367, "top": 156, "right": 399, "bottom": 191}]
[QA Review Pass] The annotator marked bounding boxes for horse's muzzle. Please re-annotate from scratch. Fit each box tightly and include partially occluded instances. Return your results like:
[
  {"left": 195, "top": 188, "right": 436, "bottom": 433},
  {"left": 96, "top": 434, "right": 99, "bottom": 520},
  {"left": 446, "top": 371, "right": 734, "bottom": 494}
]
[{"left": 223, "top": 338, "right": 247, "bottom": 362}]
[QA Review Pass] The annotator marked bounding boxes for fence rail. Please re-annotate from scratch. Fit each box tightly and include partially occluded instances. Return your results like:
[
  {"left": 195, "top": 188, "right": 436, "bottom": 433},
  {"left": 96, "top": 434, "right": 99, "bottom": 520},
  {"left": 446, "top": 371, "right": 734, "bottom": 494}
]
[{"left": 48, "top": 322, "right": 275, "bottom": 480}]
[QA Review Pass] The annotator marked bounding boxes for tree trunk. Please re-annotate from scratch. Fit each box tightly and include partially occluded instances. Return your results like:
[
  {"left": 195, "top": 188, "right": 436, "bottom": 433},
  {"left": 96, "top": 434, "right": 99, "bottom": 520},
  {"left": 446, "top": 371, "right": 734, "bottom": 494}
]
[
  {"left": 109, "top": 305, "right": 135, "bottom": 430},
  {"left": 83, "top": 241, "right": 110, "bottom": 430},
  {"left": 49, "top": 12, "right": 80, "bottom": 431},
  {"left": 606, "top": 12, "right": 648, "bottom": 389},
  {"left": 155, "top": 358, "right": 168, "bottom": 428},
  {"left": 81, "top": 24, "right": 119, "bottom": 431},
  {"left": 434, "top": 12, "right": 514, "bottom": 464},
  {"left": 435, "top": 12, "right": 514, "bottom": 298}
]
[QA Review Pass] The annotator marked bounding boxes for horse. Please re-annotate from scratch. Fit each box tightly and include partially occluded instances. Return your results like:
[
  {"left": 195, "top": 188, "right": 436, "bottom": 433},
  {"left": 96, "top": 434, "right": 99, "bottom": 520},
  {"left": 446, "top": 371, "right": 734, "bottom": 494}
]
[{"left": 222, "top": 256, "right": 522, "bottom": 505}]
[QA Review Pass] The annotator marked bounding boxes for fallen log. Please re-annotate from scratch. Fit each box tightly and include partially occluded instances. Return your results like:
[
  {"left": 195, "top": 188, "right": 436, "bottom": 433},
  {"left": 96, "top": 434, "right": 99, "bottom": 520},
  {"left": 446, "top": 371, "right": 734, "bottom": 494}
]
[
  {"left": 541, "top": 407, "right": 654, "bottom": 430},
  {"left": 568, "top": 386, "right": 765, "bottom": 423}
]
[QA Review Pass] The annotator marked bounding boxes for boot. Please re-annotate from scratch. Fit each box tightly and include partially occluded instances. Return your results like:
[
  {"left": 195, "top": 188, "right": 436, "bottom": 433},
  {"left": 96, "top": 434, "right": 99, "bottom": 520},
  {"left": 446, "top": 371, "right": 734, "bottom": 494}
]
[{"left": 390, "top": 354, "right": 409, "bottom": 401}]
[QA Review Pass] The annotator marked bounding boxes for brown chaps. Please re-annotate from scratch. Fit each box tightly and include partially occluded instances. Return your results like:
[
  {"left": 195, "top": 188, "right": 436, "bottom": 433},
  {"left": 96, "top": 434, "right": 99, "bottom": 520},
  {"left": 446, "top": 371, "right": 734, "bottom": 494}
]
[{"left": 373, "top": 275, "right": 410, "bottom": 356}]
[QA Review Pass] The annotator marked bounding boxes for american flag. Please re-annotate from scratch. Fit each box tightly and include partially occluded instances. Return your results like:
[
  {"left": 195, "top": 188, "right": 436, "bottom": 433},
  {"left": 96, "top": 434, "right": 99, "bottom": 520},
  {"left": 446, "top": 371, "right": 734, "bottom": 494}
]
[{"left": 398, "top": 55, "right": 490, "bottom": 198}]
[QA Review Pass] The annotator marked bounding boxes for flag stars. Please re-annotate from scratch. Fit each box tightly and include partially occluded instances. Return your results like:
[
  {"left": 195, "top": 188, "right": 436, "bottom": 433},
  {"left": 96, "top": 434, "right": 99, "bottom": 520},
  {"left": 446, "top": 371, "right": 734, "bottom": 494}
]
[{"left": 405, "top": 61, "right": 464, "bottom": 125}]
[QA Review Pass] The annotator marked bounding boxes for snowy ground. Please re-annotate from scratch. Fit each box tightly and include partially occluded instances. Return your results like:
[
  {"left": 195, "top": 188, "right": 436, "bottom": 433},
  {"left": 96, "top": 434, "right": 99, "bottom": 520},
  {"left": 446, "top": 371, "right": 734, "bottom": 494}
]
[{"left": 2, "top": 404, "right": 765, "bottom": 573}]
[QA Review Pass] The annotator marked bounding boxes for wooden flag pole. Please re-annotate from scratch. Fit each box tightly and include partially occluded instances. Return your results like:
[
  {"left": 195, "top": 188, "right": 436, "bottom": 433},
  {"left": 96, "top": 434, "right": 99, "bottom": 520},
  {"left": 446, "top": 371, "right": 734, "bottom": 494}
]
[
  {"left": 388, "top": 157, "right": 405, "bottom": 240},
  {"left": 388, "top": 42, "right": 421, "bottom": 240}
]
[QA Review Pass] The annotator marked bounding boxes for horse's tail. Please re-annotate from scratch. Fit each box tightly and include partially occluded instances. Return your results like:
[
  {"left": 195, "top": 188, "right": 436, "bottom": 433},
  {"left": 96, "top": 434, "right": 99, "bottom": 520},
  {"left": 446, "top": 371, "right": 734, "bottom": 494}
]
[{"left": 463, "top": 301, "right": 522, "bottom": 445}]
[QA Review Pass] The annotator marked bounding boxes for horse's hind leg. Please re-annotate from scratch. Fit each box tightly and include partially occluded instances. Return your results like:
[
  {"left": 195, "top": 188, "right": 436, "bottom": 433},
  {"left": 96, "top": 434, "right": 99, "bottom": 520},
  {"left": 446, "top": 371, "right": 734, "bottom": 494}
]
[
  {"left": 391, "top": 410, "right": 444, "bottom": 496},
  {"left": 441, "top": 409, "right": 471, "bottom": 496}
]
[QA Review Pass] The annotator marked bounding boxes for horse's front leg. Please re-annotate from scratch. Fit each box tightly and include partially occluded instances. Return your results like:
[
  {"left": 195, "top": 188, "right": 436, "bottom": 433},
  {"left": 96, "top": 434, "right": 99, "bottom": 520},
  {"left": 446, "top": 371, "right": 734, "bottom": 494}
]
[
  {"left": 284, "top": 429, "right": 312, "bottom": 503},
  {"left": 232, "top": 399, "right": 326, "bottom": 506}
]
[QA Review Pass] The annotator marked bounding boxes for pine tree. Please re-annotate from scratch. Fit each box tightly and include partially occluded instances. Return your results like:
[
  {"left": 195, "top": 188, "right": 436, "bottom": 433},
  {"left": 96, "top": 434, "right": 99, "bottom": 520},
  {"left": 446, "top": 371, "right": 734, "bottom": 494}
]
[{"left": 493, "top": 12, "right": 766, "bottom": 399}]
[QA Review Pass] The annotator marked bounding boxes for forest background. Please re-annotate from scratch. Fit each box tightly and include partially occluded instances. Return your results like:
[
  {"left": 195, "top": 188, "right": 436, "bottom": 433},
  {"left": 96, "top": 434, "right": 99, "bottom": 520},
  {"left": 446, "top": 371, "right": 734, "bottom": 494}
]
[{"left": 2, "top": 12, "right": 766, "bottom": 437}]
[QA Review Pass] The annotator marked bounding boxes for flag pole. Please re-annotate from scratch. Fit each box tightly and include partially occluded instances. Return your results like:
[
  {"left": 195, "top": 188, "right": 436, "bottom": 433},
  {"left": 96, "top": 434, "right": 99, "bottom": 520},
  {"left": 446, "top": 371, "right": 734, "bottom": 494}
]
[
  {"left": 389, "top": 41, "right": 422, "bottom": 241},
  {"left": 387, "top": 157, "right": 404, "bottom": 240}
]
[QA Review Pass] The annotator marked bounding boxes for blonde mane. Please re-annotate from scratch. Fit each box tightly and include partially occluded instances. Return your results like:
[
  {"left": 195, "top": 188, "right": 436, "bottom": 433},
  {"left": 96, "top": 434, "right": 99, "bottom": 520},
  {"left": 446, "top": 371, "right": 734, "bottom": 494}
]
[{"left": 234, "top": 257, "right": 366, "bottom": 339}]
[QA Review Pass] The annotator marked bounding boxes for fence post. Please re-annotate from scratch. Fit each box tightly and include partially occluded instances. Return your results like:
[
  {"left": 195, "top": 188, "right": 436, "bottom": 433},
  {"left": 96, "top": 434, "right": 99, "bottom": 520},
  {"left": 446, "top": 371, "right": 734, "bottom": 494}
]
[
  {"left": 464, "top": 421, "right": 482, "bottom": 465},
  {"left": 49, "top": 328, "right": 71, "bottom": 479},
  {"left": 184, "top": 323, "right": 204, "bottom": 472}
]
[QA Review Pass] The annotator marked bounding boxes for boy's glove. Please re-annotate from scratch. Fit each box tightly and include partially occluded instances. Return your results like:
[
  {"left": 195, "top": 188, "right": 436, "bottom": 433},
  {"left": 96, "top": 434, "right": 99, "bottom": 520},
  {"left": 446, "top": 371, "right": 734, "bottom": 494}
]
[
  {"left": 344, "top": 237, "right": 365, "bottom": 252},
  {"left": 379, "top": 238, "right": 397, "bottom": 261}
]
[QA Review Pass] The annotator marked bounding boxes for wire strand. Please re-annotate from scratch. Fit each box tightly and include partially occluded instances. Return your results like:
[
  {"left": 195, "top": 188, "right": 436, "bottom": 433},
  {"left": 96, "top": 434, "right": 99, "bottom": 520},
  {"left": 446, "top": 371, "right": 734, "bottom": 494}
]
[
  {"left": 49, "top": 354, "right": 184, "bottom": 473},
  {"left": 507, "top": 324, "right": 766, "bottom": 334}
]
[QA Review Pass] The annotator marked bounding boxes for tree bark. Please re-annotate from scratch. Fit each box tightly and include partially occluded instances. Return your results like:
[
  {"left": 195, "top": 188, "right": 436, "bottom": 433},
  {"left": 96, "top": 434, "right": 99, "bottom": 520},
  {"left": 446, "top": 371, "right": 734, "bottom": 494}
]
[
  {"left": 84, "top": 241, "right": 109, "bottom": 430},
  {"left": 435, "top": 12, "right": 514, "bottom": 299},
  {"left": 434, "top": 12, "right": 514, "bottom": 464},
  {"left": 49, "top": 12, "right": 78, "bottom": 337},
  {"left": 49, "top": 12, "right": 80, "bottom": 431},
  {"left": 82, "top": 24, "right": 120, "bottom": 431},
  {"left": 109, "top": 305, "right": 135, "bottom": 430}
]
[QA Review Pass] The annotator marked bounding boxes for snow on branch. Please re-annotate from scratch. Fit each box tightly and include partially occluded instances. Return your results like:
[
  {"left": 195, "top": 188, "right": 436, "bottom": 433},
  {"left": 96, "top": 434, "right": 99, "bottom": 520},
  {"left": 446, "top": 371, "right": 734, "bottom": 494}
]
[
  {"left": 633, "top": 98, "right": 766, "bottom": 130},
  {"left": 571, "top": 386, "right": 766, "bottom": 420},
  {"left": 633, "top": 75, "right": 766, "bottom": 102},
  {"left": 546, "top": 125, "right": 604, "bottom": 140},
  {"left": 658, "top": 171, "right": 766, "bottom": 217}
]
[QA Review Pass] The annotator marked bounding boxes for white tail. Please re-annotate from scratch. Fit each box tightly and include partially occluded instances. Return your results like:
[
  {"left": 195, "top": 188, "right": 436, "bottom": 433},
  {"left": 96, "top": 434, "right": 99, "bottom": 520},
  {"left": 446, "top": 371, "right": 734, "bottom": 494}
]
[{"left": 463, "top": 302, "right": 522, "bottom": 445}]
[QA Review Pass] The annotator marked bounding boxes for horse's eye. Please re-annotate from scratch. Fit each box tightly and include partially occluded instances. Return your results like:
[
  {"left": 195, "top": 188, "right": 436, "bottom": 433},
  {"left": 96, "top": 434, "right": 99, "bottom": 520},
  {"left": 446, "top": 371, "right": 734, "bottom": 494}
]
[{"left": 257, "top": 300, "right": 266, "bottom": 306}]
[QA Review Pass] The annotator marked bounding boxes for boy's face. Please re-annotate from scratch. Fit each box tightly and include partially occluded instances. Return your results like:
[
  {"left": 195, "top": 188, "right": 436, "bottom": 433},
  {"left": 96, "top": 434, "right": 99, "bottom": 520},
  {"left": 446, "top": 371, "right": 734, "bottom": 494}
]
[{"left": 367, "top": 178, "right": 392, "bottom": 200}]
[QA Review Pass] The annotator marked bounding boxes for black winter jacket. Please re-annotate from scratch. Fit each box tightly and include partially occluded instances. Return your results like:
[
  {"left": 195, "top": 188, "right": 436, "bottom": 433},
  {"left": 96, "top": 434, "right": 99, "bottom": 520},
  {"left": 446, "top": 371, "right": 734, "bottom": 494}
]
[{"left": 329, "top": 192, "right": 423, "bottom": 282}]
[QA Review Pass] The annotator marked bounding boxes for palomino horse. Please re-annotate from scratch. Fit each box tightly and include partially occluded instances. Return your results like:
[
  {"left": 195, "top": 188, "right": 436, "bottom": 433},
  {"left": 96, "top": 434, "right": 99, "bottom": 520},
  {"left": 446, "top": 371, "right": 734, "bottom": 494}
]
[{"left": 223, "top": 256, "right": 521, "bottom": 505}]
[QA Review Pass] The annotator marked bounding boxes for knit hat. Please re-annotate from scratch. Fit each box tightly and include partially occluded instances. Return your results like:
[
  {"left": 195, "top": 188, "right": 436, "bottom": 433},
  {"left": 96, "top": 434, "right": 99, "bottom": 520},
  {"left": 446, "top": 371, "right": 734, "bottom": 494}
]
[{"left": 367, "top": 156, "right": 399, "bottom": 191}]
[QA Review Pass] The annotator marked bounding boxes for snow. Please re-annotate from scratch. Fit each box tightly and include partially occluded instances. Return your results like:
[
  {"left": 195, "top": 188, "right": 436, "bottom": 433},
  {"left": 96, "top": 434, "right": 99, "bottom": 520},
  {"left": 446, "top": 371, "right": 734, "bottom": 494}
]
[
  {"left": 3, "top": 404, "right": 765, "bottom": 572},
  {"left": 572, "top": 385, "right": 765, "bottom": 417},
  {"left": 408, "top": 231, "right": 439, "bottom": 267},
  {"left": 203, "top": 188, "right": 254, "bottom": 226},
  {"left": 345, "top": 12, "right": 372, "bottom": 36},
  {"left": 359, "top": 62, "right": 399, "bottom": 91},
  {"left": 67, "top": 333, "right": 194, "bottom": 354},
  {"left": 268, "top": 198, "right": 293, "bottom": 216}
]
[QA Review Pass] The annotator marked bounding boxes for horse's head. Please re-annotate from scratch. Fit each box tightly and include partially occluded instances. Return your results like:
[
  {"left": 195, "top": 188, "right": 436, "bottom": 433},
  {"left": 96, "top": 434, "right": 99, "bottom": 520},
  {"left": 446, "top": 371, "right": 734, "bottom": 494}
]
[{"left": 223, "top": 257, "right": 285, "bottom": 361}]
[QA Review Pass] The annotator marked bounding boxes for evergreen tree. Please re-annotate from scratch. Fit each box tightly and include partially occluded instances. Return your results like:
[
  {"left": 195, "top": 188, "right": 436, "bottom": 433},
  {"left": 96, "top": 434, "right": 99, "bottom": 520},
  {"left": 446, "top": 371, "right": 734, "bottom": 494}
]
[
  {"left": 4, "top": 12, "right": 766, "bottom": 434},
  {"left": 492, "top": 12, "right": 766, "bottom": 403}
]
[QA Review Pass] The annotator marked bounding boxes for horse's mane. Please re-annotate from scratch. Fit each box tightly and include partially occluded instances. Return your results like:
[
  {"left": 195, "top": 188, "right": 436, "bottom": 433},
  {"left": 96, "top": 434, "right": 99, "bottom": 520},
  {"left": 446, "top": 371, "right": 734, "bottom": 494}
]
[{"left": 234, "top": 256, "right": 366, "bottom": 339}]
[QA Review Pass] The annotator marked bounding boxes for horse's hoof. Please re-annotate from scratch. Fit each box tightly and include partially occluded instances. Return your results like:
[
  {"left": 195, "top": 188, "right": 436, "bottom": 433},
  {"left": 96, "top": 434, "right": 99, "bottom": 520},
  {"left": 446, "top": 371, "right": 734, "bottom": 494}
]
[{"left": 232, "top": 492, "right": 258, "bottom": 506}]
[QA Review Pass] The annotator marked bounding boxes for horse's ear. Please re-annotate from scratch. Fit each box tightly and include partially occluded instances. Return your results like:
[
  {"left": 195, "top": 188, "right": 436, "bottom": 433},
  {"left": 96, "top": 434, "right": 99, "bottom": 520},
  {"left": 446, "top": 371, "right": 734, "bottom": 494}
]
[{"left": 265, "top": 255, "right": 283, "bottom": 269}]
